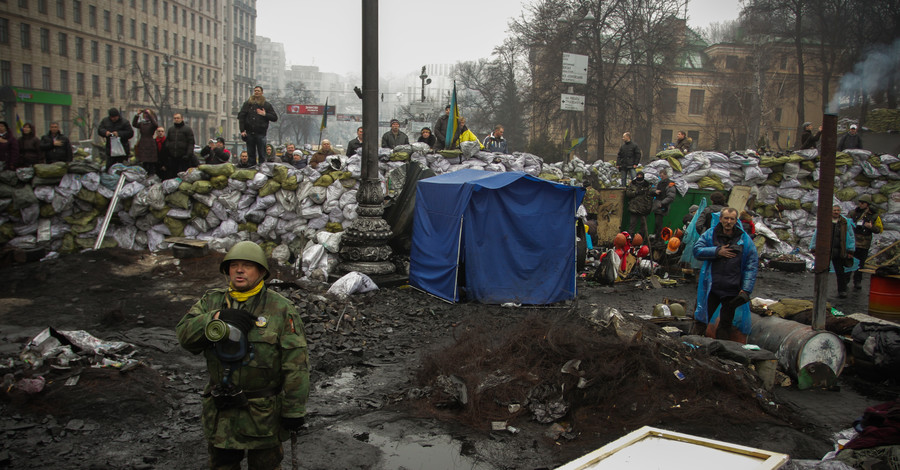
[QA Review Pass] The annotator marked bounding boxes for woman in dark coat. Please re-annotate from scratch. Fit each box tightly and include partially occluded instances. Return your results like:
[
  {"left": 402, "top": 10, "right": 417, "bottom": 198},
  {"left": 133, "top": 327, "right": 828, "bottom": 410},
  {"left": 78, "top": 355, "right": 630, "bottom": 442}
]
[
  {"left": 18, "top": 122, "right": 43, "bottom": 167},
  {"left": 132, "top": 109, "right": 159, "bottom": 175},
  {"left": 0, "top": 121, "right": 19, "bottom": 170}
]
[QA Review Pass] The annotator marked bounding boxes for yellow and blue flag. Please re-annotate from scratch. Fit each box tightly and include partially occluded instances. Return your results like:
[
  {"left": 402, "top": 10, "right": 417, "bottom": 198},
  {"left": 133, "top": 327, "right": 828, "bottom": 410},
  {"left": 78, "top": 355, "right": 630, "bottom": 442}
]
[
  {"left": 445, "top": 82, "right": 459, "bottom": 149},
  {"left": 321, "top": 98, "right": 329, "bottom": 130},
  {"left": 16, "top": 114, "right": 25, "bottom": 134}
]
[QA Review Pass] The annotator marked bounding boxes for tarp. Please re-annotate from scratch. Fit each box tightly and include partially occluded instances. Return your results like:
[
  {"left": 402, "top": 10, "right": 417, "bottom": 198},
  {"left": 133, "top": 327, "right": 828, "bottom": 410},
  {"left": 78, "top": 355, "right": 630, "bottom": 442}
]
[{"left": 410, "top": 169, "right": 584, "bottom": 304}]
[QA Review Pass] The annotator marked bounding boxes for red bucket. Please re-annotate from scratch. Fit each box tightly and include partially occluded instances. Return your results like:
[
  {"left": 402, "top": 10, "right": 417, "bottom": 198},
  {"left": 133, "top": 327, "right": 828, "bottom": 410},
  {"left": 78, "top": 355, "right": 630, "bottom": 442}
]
[{"left": 869, "top": 276, "right": 900, "bottom": 322}]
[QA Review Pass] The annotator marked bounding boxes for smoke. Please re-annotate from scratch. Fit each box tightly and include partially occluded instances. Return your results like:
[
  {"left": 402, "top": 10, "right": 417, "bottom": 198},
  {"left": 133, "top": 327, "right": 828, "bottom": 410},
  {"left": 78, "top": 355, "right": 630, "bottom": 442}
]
[{"left": 827, "top": 37, "right": 900, "bottom": 114}]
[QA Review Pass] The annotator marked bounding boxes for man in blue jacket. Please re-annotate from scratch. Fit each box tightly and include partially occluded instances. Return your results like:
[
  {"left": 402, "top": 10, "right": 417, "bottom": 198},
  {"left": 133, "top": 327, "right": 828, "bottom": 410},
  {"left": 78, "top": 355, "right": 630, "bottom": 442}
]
[{"left": 693, "top": 207, "right": 758, "bottom": 343}]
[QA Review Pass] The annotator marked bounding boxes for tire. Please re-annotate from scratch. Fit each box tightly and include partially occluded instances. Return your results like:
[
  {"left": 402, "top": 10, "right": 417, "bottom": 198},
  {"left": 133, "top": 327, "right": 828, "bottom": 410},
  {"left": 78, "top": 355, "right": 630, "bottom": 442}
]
[{"left": 768, "top": 259, "right": 806, "bottom": 272}]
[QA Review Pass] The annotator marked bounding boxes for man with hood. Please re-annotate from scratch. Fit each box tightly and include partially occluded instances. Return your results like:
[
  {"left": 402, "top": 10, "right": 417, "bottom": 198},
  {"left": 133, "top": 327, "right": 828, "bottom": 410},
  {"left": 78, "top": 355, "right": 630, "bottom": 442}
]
[
  {"left": 176, "top": 241, "right": 309, "bottom": 469},
  {"left": 238, "top": 86, "right": 278, "bottom": 166},
  {"left": 625, "top": 171, "right": 653, "bottom": 240},
  {"left": 799, "top": 122, "right": 821, "bottom": 150},
  {"left": 693, "top": 208, "right": 758, "bottom": 343},
  {"left": 651, "top": 169, "right": 677, "bottom": 238},
  {"left": 97, "top": 107, "right": 135, "bottom": 169},
  {"left": 810, "top": 205, "right": 859, "bottom": 298},
  {"left": 848, "top": 194, "right": 882, "bottom": 289}
]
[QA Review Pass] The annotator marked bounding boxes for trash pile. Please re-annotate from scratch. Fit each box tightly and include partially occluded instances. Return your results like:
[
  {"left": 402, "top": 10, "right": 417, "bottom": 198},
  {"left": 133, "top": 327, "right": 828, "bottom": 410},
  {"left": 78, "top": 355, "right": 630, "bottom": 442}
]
[
  {"left": 2, "top": 142, "right": 898, "bottom": 277},
  {"left": 648, "top": 148, "right": 900, "bottom": 263}
]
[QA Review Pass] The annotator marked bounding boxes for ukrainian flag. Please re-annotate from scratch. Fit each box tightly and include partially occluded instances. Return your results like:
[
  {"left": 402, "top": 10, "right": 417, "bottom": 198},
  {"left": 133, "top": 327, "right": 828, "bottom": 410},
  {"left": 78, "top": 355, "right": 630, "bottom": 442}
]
[
  {"left": 16, "top": 114, "right": 25, "bottom": 134},
  {"left": 445, "top": 82, "right": 459, "bottom": 149},
  {"left": 321, "top": 98, "right": 329, "bottom": 130}
]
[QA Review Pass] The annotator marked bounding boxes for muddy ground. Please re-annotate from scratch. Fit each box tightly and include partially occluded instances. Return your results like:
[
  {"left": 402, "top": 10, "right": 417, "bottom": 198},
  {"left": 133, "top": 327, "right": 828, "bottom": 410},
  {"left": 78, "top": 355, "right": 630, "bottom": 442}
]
[{"left": 0, "top": 248, "right": 897, "bottom": 469}]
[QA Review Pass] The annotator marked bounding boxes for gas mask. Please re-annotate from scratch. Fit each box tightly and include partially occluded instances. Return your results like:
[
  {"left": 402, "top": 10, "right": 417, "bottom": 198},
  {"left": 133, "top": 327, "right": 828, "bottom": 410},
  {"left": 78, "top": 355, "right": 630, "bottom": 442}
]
[{"left": 204, "top": 310, "right": 256, "bottom": 409}]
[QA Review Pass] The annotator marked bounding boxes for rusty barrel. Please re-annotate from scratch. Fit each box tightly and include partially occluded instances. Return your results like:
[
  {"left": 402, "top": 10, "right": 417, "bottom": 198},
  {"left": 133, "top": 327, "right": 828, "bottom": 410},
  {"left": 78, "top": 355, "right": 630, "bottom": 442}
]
[
  {"left": 869, "top": 276, "right": 900, "bottom": 322},
  {"left": 748, "top": 314, "right": 846, "bottom": 380}
]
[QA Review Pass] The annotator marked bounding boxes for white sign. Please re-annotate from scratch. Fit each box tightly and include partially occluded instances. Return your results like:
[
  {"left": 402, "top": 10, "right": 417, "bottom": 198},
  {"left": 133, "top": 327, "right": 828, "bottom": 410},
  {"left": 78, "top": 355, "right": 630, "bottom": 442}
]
[
  {"left": 561, "top": 93, "right": 585, "bottom": 112},
  {"left": 562, "top": 53, "right": 589, "bottom": 84}
]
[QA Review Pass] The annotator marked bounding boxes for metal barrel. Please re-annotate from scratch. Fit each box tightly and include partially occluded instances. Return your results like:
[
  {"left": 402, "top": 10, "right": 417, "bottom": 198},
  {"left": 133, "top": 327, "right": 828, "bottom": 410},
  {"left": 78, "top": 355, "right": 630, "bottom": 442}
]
[{"left": 748, "top": 313, "right": 846, "bottom": 379}]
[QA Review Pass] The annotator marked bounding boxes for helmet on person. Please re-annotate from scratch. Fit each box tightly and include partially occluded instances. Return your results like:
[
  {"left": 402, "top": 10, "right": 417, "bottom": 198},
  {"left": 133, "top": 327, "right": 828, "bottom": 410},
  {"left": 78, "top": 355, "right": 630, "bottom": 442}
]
[
  {"left": 632, "top": 233, "right": 643, "bottom": 247},
  {"left": 673, "top": 228, "right": 684, "bottom": 240},
  {"left": 220, "top": 241, "right": 270, "bottom": 279},
  {"left": 666, "top": 237, "right": 681, "bottom": 254},
  {"left": 613, "top": 233, "right": 627, "bottom": 249},
  {"left": 637, "top": 245, "right": 650, "bottom": 258},
  {"left": 858, "top": 194, "right": 873, "bottom": 204},
  {"left": 660, "top": 227, "right": 673, "bottom": 242}
]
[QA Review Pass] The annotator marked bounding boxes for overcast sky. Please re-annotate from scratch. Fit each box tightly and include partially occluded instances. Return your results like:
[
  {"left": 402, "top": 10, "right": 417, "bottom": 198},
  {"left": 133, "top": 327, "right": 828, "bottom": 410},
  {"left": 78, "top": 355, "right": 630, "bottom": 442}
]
[{"left": 256, "top": 0, "right": 742, "bottom": 77}]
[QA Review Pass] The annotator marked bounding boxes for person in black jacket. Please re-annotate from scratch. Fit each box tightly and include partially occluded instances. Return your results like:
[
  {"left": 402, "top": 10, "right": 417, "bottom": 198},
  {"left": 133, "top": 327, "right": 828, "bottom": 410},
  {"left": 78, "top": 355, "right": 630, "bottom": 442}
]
[
  {"left": 97, "top": 107, "right": 134, "bottom": 170},
  {"left": 417, "top": 127, "right": 437, "bottom": 150},
  {"left": 617, "top": 132, "right": 641, "bottom": 187},
  {"left": 432, "top": 105, "right": 451, "bottom": 151},
  {"left": 164, "top": 113, "right": 196, "bottom": 175},
  {"left": 201, "top": 137, "right": 230, "bottom": 165},
  {"left": 237, "top": 86, "right": 278, "bottom": 166},
  {"left": 346, "top": 127, "right": 364, "bottom": 156},
  {"left": 799, "top": 122, "right": 821, "bottom": 150},
  {"left": 40, "top": 122, "right": 73, "bottom": 163},
  {"left": 625, "top": 172, "right": 653, "bottom": 240},
  {"left": 838, "top": 125, "right": 863, "bottom": 151}
]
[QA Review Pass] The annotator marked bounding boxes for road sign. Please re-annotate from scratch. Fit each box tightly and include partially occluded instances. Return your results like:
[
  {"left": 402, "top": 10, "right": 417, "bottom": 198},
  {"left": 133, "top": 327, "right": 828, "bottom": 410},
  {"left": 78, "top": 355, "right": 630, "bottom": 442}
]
[
  {"left": 562, "top": 53, "right": 588, "bottom": 84},
  {"left": 285, "top": 105, "right": 336, "bottom": 115},
  {"left": 561, "top": 93, "right": 585, "bottom": 112}
]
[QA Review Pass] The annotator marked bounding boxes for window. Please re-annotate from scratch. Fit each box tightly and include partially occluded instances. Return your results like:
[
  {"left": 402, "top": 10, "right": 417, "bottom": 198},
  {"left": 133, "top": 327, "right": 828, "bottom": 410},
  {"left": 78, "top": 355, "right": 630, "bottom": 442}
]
[
  {"left": 659, "top": 129, "right": 673, "bottom": 149},
  {"left": 106, "top": 77, "right": 112, "bottom": 96},
  {"left": 116, "top": 14, "right": 123, "bottom": 36},
  {"left": 119, "top": 79, "right": 126, "bottom": 99},
  {"left": 141, "top": 22, "right": 147, "bottom": 44},
  {"left": 780, "top": 56, "right": 788, "bottom": 70},
  {"left": 130, "top": 50, "right": 137, "bottom": 66},
  {"left": 774, "top": 107, "right": 782, "bottom": 123},
  {"left": 118, "top": 47, "right": 125, "bottom": 66},
  {"left": 163, "top": 30, "right": 168, "bottom": 48},
  {"left": 19, "top": 0, "right": 28, "bottom": 8},
  {"left": 660, "top": 88, "right": 677, "bottom": 114},
  {"left": 42, "top": 66, "right": 51, "bottom": 89},
  {"left": 43, "top": 104, "right": 53, "bottom": 132},
  {"left": 725, "top": 55, "right": 739, "bottom": 69},
  {"left": 153, "top": 55, "right": 158, "bottom": 72},
  {"left": 73, "top": 0, "right": 81, "bottom": 23},
  {"left": 182, "top": 36, "right": 186, "bottom": 54},
  {"left": 717, "top": 132, "right": 731, "bottom": 152},
  {"left": 75, "top": 36, "right": 83, "bottom": 58},
  {"left": 141, "top": 0, "right": 146, "bottom": 11},
  {"left": 688, "top": 131, "right": 699, "bottom": 149},
  {"left": 199, "top": 16, "right": 202, "bottom": 33},
  {"left": 88, "top": 5, "right": 96, "bottom": 27},
  {"left": 90, "top": 40, "right": 98, "bottom": 63},
  {"left": 152, "top": 0, "right": 157, "bottom": 15},
  {"left": 103, "top": 10, "right": 110, "bottom": 32},
  {"left": 59, "top": 69, "right": 68, "bottom": 92},
  {"left": 22, "top": 64, "right": 33, "bottom": 87},
  {"left": 37, "top": 0, "right": 46, "bottom": 13},
  {"left": 91, "top": 74, "right": 99, "bottom": 96},
  {"left": 19, "top": 23, "right": 30, "bottom": 49},
  {"left": 40, "top": 28, "right": 49, "bottom": 52},
  {"left": 772, "top": 131, "right": 780, "bottom": 147},
  {"left": 58, "top": 32, "right": 67, "bottom": 56},
  {"left": 23, "top": 103, "right": 34, "bottom": 124},
  {"left": 130, "top": 80, "right": 137, "bottom": 99},
  {"left": 56, "top": 0, "right": 64, "bottom": 18},
  {"left": 142, "top": 53, "right": 148, "bottom": 71},
  {"left": 191, "top": 12, "right": 194, "bottom": 29},
  {"left": 172, "top": 4, "right": 176, "bottom": 21},
  {"left": 190, "top": 39, "right": 194, "bottom": 56},
  {"left": 0, "top": 61, "right": 10, "bottom": 86},
  {"left": 129, "top": 19, "right": 135, "bottom": 39},
  {"left": 152, "top": 26, "right": 157, "bottom": 47},
  {"left": 182, "top": 62, "right": 186, "bottom": 79},
  {"left": 689, "top": 89, "right": 704, "bottom": 115},
  {"left": 182, "top": 9, "right": 186, "bottom": 27},
  {"left": 105, "top": 44, "right": 112, "bottom": 65},
  {"left": 163, "top": 0, "right": 168, "bottom": 18}
]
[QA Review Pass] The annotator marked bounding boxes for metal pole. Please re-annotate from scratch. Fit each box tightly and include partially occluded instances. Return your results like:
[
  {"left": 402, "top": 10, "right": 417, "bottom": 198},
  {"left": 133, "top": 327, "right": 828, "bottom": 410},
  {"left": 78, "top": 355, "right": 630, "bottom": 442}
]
[
  {"left": 94, "top": 173, "right": 127, "bottom": 250},
  {"left": 812, "top": 114, "right": 838, "bottom": 330},
  {"left": 362, "top": 1, "right": 378, "bottom": 180}
]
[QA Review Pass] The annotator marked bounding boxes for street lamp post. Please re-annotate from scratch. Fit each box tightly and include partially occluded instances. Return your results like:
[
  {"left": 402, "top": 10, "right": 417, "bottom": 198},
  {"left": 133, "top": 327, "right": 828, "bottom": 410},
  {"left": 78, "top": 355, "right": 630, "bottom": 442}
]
[
  {"left": 161, "top": 55, "right": 175, "bottom": 127},
  {"left": 419, "top": 66, "right": 432, "bottom": 103}
]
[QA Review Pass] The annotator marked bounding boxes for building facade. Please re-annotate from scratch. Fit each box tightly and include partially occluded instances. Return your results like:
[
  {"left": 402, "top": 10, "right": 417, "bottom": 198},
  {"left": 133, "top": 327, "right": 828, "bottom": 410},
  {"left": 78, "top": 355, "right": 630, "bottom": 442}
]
[
  {"left": 0, "top": 0, "right": 228, "bottom": 144},
  {"left": 253, "top": 35, "right": 283, "bottom": 94},
  {"left": 223, "top": 0, "right": 254, "bottom": 141}
]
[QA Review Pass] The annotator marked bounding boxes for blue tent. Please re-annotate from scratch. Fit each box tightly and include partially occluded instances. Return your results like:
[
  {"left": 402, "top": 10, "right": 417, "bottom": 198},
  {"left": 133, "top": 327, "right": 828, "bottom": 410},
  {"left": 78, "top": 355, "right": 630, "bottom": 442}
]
[{"left": 409, "top": 169, "right": 585, "bottom": 304}]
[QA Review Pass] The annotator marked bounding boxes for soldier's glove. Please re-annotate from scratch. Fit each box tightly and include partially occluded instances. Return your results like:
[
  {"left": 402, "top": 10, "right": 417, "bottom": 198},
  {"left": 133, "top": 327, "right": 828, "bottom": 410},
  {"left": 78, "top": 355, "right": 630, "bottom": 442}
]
[
  {"left": 281, "top": 416, "right": 306, "bottom": 432},
  {"left": 217, "top": 308, "right": 256, "bottom": 334}
]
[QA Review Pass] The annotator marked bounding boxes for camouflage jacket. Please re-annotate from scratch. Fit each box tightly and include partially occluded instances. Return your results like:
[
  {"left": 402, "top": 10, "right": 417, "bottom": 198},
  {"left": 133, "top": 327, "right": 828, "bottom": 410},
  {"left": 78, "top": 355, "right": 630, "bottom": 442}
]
[{"left": 176, "top": 286, "right": 309, "bottom": 449}]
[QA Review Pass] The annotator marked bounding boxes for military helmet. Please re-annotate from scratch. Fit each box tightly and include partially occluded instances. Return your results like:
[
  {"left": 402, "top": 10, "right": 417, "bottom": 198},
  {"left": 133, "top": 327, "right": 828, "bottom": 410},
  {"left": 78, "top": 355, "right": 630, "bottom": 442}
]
[
  {"left": 858, "top": 194, "right": 873, "bottom": 204},
  {"left": 669, "top": 303, "right": 686, "bottom": 317},
  {"left": 220, "top": 241, "right": 270, "bottom": 279}
]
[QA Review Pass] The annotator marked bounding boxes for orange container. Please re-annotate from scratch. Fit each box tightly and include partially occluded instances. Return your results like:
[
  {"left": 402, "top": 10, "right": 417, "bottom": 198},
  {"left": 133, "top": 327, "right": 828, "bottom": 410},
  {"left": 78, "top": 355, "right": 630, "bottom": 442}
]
[{"left": 869, "top": 276, "right": 900, "bottom": 322}]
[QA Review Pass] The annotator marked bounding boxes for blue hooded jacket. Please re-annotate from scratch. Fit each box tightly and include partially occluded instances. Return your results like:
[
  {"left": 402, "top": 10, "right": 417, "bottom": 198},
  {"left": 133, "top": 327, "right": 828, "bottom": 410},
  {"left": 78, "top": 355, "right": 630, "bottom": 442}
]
[
  {"left": 808, "top": 216, "right": 859, "bottom": 272},
  {"left": 692, "top": 211, "right": 759, "bottom": 334}
]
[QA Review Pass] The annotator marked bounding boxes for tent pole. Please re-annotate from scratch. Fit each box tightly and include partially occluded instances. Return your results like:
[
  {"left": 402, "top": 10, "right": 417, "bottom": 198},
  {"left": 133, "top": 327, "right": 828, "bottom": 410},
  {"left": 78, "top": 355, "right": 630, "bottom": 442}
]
[{"left": 454, "top": 216, "right": 464, "bottom": 302}]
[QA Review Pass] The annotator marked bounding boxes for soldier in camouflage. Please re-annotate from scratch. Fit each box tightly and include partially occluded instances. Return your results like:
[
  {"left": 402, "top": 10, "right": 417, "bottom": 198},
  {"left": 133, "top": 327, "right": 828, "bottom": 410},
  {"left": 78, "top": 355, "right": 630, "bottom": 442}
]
[{"left": 176, "top": 241, "right": 309, "bottom": 469}]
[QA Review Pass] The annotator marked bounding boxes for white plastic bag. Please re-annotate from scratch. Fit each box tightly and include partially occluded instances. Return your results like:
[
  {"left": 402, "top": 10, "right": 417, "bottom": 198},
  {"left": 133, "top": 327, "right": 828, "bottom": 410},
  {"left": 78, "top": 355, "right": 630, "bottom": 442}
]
[{"left": 327, "top": 271, "right": 378, "bottom": 299}]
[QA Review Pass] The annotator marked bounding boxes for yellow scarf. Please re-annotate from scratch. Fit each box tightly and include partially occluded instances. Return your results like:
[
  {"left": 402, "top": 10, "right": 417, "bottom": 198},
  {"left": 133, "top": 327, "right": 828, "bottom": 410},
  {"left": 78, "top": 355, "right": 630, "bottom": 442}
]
[{"left": 228, "top": 280, "right": 263, "bottom": 303}]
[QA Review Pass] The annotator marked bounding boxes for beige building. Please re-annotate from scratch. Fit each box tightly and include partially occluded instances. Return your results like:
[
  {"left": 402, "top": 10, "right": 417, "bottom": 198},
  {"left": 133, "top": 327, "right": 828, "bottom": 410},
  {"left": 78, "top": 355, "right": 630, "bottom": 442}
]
[{"left": 0, "top": 0, "right": 231, "bottom": 144}]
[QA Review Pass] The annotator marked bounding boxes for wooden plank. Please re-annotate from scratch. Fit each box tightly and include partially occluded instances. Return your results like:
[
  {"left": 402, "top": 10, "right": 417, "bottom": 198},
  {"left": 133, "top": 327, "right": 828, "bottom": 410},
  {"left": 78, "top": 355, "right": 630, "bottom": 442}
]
[
  {"left": 595, "top": 189, "right": 625, "bottom": 244},
  {"left": 727, "top": 185, "right": 752, "bottom": 213},
  {"left": 164, "top": 237, "right": 209, "bottom": 248}
]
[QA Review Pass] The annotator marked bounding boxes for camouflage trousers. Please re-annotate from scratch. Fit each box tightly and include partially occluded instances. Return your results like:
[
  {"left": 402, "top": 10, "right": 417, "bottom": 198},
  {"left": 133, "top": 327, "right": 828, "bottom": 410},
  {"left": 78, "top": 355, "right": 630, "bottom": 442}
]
[{"left": 208, "top": 443, "right": 283, "bottom": 470}]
